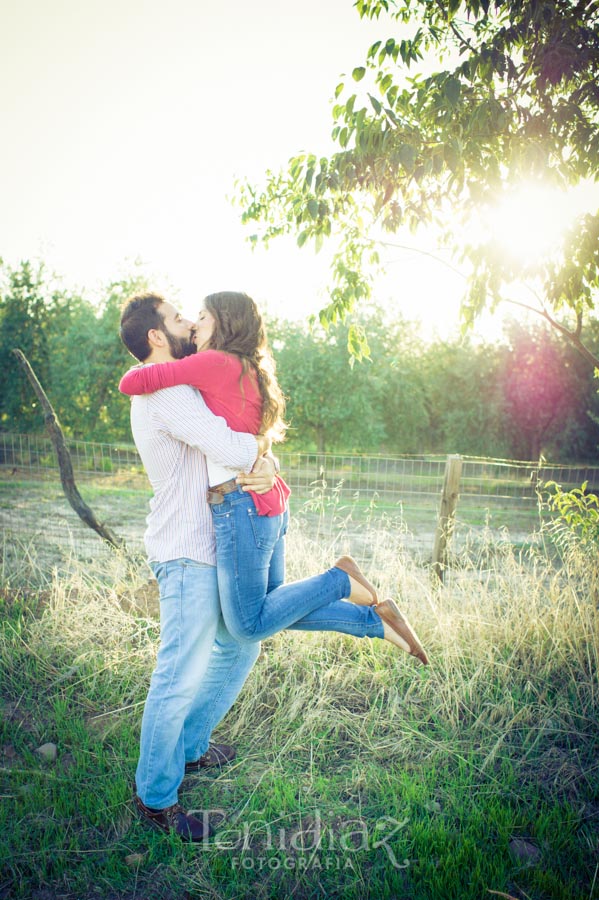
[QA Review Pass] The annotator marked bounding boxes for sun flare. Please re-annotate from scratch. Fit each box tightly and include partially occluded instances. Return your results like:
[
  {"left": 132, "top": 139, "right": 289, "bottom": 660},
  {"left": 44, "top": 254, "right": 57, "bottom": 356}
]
[{"left": 485, "top": 181, "right": 598, "bottom": 267}]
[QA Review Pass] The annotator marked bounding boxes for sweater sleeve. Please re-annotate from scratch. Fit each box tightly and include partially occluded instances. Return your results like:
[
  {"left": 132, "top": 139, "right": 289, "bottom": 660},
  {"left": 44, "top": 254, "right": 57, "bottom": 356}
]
[{"left": 119, "top": 352, "right": 227, "bottom": 396}]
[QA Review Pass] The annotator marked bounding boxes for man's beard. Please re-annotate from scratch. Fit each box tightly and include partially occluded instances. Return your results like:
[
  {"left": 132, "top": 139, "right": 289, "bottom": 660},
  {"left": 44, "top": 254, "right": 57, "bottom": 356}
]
[{"left": 165, "top": 330, "right": 196, "bottom": 359}]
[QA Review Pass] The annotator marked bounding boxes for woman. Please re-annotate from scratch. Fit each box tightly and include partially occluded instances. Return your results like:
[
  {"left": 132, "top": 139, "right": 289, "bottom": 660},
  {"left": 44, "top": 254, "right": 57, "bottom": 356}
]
[{"left": 119, "top": 291, "right": 428, "bottom": 664}]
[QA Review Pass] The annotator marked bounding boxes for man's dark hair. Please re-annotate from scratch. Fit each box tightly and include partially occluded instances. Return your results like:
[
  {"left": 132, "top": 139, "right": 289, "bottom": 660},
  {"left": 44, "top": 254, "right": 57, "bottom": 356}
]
[{"left": 120, "top": 292, "right": 166, "bottom": 361}]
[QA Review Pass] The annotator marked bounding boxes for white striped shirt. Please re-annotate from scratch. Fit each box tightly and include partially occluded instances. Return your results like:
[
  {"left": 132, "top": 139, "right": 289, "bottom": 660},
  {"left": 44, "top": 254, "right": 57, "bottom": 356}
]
[{"left": 130, "top": 385, "right": 258, "bottom": 564}]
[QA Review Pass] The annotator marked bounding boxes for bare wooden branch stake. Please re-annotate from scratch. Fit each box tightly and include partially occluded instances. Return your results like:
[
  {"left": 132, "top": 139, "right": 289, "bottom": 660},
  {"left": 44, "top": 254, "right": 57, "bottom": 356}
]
[{"left": 12, "top": 348, "right": 126, "bottom": 551}]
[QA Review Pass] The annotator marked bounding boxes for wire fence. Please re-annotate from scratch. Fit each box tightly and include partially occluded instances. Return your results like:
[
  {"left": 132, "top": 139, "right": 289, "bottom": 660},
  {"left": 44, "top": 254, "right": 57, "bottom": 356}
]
[{"left": 2, "top": 431, "right": 598, "bottom": 574}]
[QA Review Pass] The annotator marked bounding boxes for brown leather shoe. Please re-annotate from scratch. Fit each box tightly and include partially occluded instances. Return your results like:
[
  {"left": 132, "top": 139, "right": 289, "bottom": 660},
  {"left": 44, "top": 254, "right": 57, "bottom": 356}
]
[
  {"left": 376, "top": 598, "right": 429, "bottom": 665},
  {"left": 134, "top": 794, "right": 215, "bottom": 842},
  {"left": 334, "top": 555, "right": 378, "bottom": 605},
  {"left": 184, "top": 742, "right": 236, "bottom": 774}
]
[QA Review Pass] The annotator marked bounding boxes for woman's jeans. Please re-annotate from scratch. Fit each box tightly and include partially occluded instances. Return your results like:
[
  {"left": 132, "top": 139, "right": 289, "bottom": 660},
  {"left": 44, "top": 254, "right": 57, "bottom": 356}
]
[
  {"left": 211, "top": 487, "right": 385, "bottom": 643},
  {"left": 135, "top": 559, "right": 260, "bottom": 809}
]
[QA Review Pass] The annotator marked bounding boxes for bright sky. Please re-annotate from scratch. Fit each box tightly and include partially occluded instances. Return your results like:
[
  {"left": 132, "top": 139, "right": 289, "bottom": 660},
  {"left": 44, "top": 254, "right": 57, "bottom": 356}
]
[
  {"left": 0, "top": 2, "right": 366, "bottom": 310},
  {"left": 2, "top": 0, "right": 597, "bottom": 340},
  {"left": 0, "top": 0, "right": 467, "bottom": 335}
]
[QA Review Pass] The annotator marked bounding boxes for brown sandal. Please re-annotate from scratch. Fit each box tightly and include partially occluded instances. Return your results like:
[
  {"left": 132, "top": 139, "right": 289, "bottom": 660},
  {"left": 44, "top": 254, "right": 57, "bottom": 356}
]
[
  {"left": 375, "top": 598, "right": 429, "bottom": 665},
  {"left": 334, "top": 555, "right": 378, "bottom": 605}
]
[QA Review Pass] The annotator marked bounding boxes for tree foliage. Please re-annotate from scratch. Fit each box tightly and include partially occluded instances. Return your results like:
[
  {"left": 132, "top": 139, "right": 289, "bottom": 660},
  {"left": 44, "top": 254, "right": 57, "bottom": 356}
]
[
  {"left": 502, "top": 318, "right": 599, "bottom": 459},
  {"left": 239, "top": 0, "right": 599, "bottom": 358},
  {"left": 268, "top": 316, "right": 388, "bottom": 452},
  {"left": 0, "top": 260, "right": 147, "bottom": 440},
  {"left": 502, "top": 322, "right": 583, "bottom": 459},
  {"left": 266, "top": 309, "right": 599, "bottom": 459},
  {"left": 2, "top": 259, "right": 599, "bottom": 461},
  {"left": 544, "top": 479, "right": 599, "bottom": 551},
  {"left": 420, "top": 337, "right": 511, "bottom": 456},
  {"left": 0, "top": 261, "right": 53, "bottom": 431}
]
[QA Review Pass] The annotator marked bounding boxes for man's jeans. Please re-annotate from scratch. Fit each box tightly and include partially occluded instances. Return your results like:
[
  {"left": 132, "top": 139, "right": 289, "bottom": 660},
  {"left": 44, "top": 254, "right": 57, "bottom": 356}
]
[
  {"left": 135, "top": 559, "right": 259, "bottom": 809},
  {"left": 212, "top": 488, "right": 385, "bottom": 642}
]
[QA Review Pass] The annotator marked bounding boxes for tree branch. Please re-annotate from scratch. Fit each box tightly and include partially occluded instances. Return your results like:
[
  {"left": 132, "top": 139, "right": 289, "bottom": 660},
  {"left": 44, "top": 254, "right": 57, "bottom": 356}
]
[
  {"left": 377, "top": 240, "right": 468, "bottom": 279},
  {"left": 378, "top": 242, "right": 599, "bottom": 367},
  {"left": 12, "top": 349, "right": 126, "bottom": 551},
  {"left": 433, "top": 0, "right": 477, "bottom": 55},
  {"left": 498, "top": 298, "right": 599, "bottom": 368}
]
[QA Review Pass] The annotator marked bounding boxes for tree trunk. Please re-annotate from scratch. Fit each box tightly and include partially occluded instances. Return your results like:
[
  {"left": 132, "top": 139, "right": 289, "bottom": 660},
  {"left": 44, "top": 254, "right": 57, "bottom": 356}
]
[{"left": 12, "top": 349, "right": 126, "bottom": 551}]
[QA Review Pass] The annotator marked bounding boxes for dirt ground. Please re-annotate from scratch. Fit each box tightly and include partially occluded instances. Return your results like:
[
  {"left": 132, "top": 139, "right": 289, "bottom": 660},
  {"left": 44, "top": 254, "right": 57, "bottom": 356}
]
[{"left": 1, "top": 470, "right": 541, "bottom": 588}]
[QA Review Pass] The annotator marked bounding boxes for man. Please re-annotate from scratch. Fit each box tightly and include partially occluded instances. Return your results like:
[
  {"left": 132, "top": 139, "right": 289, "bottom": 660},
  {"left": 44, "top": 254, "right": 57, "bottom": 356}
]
[{"left": 119, "top": 292, "right": 275, "bottom": 842}]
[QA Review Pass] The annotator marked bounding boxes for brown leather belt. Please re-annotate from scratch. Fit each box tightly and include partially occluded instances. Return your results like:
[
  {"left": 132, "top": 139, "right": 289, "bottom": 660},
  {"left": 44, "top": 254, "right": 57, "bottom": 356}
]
[{"left": 207, "top": 477, "right": 239, "bottom": 505}]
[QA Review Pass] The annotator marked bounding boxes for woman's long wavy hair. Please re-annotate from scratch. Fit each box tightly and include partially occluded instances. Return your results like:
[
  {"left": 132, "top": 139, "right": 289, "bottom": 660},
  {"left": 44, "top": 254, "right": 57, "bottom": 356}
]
[{"left": 202, "top": 291, "right": 287, "bottom": 441}]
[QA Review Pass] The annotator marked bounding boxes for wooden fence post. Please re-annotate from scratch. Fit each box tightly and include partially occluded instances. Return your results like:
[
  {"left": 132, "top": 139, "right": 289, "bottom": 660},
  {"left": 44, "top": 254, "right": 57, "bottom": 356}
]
[{"left": 432, "top": 454, "right": 463, "bottom": 582}]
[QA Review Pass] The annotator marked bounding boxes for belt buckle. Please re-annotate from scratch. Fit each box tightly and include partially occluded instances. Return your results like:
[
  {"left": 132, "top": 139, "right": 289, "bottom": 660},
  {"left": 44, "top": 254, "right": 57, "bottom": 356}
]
[{"left": 207, "top": 489, "right": 224, "bottom": 505}]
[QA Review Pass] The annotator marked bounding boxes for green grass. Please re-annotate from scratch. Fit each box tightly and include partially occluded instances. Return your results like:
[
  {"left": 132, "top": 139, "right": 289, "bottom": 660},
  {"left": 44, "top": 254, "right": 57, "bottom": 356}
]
[{"left": 0, "top": 523, "right": 598, "bottom": 900}]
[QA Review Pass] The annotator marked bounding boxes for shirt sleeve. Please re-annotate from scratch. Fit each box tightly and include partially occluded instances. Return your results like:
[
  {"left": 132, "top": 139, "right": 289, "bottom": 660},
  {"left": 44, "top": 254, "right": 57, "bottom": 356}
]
[
  {"left": 149, "top": 385, "right": 258, "bottom": 472},
  {"left": 119, "top": 352, "right": 228, "bottom": 396}
]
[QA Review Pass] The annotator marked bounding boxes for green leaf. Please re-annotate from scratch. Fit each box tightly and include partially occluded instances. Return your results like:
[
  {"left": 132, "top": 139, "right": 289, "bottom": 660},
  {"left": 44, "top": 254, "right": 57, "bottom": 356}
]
[
  {"left": 334, "top": 82, "right": 344, "bottom": 99},
  {"left": 307, "top": 199, "right": 319, "bottom": 219},
  {"left": 444, "top": 77, "right": 461, "bottom": 106},
  {"left": 379, "top": 73, "right": 393, "bottom": 94},
  {"left": 443, "top": 143, "right": 460, "bottom": 174},
  {"left": 289, "top": 157, "right": 304, "bottom": 180},
  {"left": 398, "top": 143, "right": 416, "bottom": 173},
  {"left": 367, "top": 40, "right": 381, "bottom": 60},
  {"left": 368, "top": 93, "right": 382, "bottom": 115},
  {"left": 352, "top": 67, "right": 366, "bottom": 82}
]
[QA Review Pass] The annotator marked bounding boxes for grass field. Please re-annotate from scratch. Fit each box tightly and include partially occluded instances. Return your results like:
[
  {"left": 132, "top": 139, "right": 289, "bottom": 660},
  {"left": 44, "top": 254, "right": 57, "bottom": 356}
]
[{"left": 0, "top": 513, "right": 597, "bottom": 900}]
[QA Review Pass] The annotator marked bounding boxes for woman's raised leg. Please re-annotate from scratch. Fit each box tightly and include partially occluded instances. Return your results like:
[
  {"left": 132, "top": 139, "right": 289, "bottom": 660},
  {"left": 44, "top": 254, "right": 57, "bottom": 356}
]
[
  {"left": 213, "top": 488, "right": 427, "bottom": 662},
  {"left": 212, "top": 491, "right": 381, "bottom": 642}
]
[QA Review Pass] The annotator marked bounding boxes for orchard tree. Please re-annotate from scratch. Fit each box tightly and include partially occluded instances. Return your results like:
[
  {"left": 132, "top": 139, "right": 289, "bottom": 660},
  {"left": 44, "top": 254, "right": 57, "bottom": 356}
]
[
  {"left": 420, "top": 337, "right": 511, "bottom": 456},
  {"left": 239, "top": 0, "right": 599, "bottom": 363},
  {"left": 46, "top": 274, "right": 148, "bottom": 441},
  {"left": 0, "top": 260, "right": 148, "bottom": 441},
  {"left": 0, "top": 260, "right": 52, "bottom": 431},
  {"left": 79, "top": 275, "right": 150, "bottom": 441},
  {"left": 370, "top": 314, "right": 433, "bottom": 452},
  {"left": 501, "top": 321, "right": 599, "bottom": 460},
  {"left": 269, "top": 317, "right": 387, "bottom": 452}
]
